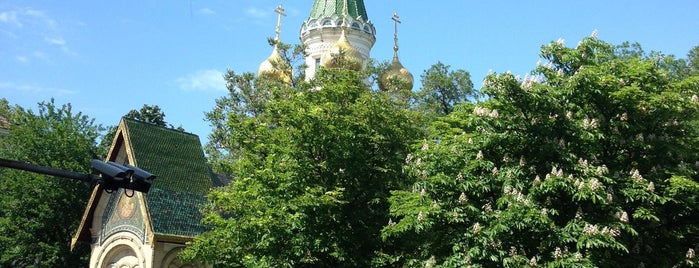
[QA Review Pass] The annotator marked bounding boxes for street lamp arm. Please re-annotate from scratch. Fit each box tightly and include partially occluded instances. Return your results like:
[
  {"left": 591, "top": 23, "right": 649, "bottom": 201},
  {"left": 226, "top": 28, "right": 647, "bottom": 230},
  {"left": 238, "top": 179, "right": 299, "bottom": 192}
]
[{"left": 0, "top": 157, "right": 99, "bottom": 183}]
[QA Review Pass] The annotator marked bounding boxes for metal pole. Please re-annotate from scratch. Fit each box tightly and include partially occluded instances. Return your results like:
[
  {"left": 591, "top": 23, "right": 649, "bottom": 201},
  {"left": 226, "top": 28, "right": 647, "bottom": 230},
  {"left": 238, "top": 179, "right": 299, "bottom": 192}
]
[{"left": 0, "top": 157, "right": 98, "bottom": 183}]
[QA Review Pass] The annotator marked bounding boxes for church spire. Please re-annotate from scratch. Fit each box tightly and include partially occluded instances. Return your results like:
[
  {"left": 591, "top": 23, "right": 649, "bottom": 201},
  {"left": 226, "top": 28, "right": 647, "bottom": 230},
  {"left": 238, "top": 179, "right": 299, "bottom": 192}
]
[
  {"left": 379, "top": 12, "right": 413, "bottom": 91},
  {"left": 258, "top": 5, "right": 291, "bottom": 84}
]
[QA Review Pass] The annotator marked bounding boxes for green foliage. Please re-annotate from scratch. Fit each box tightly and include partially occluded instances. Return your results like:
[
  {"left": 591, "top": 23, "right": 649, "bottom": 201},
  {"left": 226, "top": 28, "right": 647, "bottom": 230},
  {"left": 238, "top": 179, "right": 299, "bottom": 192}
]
[
  {"left": 689, "top": 46, "right": 699, "bottom": 76},
  {"left": 182, "top": 68, "right": 421, "bottom": 266},
  {"left": 381, "top": 37, "right": 699, "bottom": 267},
  {"left": 124, "top": 104, "right": 167, "bottom": 127},
  {"left": 0, "top": 98, "right": 102, "bottom": 267},
  {"left": 413, "top": 62, "right": 479, "bottom": 118}
]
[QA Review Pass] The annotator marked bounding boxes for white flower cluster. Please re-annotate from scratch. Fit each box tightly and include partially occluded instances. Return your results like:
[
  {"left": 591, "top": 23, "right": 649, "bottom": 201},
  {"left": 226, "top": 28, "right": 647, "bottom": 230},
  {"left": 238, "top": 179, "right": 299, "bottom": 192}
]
[
  {"left": 529, "top": 256, "right": 538, "bottom": 266},
  {"left": 546, "top": 166, "right": 564, "bottom": 180},
  {"left": 692, "top": 95, "right": 699, "bottom": 103},
  {"left": 521, "top": 74, "right": 544, "bottom": 90},
  {"left": 519, "top": 156, "right": 527, "bottom": 167},
  {"left": 616, "top": 211, "right": 629, "bottom": 223},
  {"left": 476, "top": 150, "right": 484, "bottom": 160},
  {"left": 578, "top": 158, "right": 589, "bottom": 167},
  {"left": 575, "top": 178, "right": 602, "bottom": 191},
  {"left": 533, "top": 175, "right": 542, "bottom": 186},
  {"left": 575, "top": 207, "right": 584, "bottom": 220},
  {"left": 472, "top": 222, "right": 482, "bottom": 234},
  {"left": 504, "top": 186, "right": 530, "bottom": 205},
  {"left": 583, "top": 117, "right": 599, "bottom": 129},
  {"left": 596, "top": 165, "right": 609, "bottom": 176},
  {"left": 473, "top": 106, "right": 499, "bottom": 118},
  {"left": 554, "top": 247, "right": 563, "bottom": 259},
  {"left": 459, "top": 192, "right": 468, "bottom": 204},
  {"left": 483, "top": 202, "right": 493, "bottom": 213},
  {"left": 630, "top": 168, "right": 645, "bottom": 184},
  {"left": 620, "top": 112, "right": 628, "bottom": 121},
  {"left": 688, "top": 248, "right": 696, "bottom": 259},
  {"left": 583, "top": 223, "right": 620, "bottom": 237}
]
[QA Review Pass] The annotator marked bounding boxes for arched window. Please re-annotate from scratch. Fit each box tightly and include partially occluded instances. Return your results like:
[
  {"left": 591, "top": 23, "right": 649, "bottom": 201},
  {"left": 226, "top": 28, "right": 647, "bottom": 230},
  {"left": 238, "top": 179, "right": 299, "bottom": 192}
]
[
  {"left": 363, "top": 26, "right": 371, "bottom": 34},
  {"left": 351, "top": 22, "right": 361, "bottom": 29},
  {"left": 322, "top": 20, "right": 332, "bottom": 26}
]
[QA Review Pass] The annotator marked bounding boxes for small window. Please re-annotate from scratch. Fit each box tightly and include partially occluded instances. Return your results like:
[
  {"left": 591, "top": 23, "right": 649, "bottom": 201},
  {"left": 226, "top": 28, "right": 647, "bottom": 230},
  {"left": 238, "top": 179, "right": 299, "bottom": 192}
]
[
  {"left": 315, "top": 58, "right": 321, "bottom": 67},
  {"left": 322, "top": 20, "right": 332, "bottom": 26},
  {"left": 363, "top": 26, "right": 371, "bottom": 34},
  {"left": 351, "top": 22, "right": 361, "bottom": 29}
]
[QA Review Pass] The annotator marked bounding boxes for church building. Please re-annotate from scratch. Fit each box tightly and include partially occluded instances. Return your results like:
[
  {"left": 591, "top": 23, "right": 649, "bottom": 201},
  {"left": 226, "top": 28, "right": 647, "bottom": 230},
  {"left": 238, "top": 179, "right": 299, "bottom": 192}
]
[{"left": 71, "top": 118, "right": 217, "bottom": 268}]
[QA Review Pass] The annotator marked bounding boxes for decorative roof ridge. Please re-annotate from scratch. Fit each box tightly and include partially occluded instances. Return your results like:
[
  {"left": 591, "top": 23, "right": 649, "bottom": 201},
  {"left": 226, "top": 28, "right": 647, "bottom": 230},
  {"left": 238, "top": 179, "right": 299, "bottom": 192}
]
[{"left": 122, "top": 117, "right": 199, "bottom": 138}]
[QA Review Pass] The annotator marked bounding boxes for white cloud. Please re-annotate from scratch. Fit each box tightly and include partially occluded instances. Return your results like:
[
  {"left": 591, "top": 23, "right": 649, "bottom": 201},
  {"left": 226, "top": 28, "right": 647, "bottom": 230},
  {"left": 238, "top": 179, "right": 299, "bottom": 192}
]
[
  {"left": 1, "top": 7, "right": 73, "bottom": 59},
  {"left": 0, "top": 81, "right": 77, "bottom": 96},
  {"left": 177, "top": 69, "right": 226, "bottom": 92},
  {"left": 245, "top": 7, "right": 269, "bottom": 19},
  {"left": 45, "top": 37, "right": 66, "bottom": 46},
  {"left": 15, "top": 56, "right": 28, "bottom": 63},
  {"left": 0, "top": 10, "right": 21, "bottom": 26},
  {"left": 198, "top": 8, "right": 215, "bottom": 15}
]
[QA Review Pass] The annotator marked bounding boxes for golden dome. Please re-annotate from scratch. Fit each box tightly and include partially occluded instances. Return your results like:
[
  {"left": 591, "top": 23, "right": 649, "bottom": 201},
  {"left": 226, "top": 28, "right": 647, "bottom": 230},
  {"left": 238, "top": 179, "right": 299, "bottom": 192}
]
[
  {"left": 258, "top": 45, "right": 292, "bottom": 84},
  {"left": 379, "top": 12, "right": 412, "bottom": 91},
  {"left": 321, "top": 23, "right": 363, "bottom": 70},
  {"left": 379, "top": 48, "right": 413, "bottom": 91}
]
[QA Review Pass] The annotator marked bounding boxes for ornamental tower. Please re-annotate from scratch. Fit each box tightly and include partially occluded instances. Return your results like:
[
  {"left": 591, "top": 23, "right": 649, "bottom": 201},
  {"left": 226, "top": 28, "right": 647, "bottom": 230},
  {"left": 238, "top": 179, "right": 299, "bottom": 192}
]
[{"left": 300, "top": 0, "right": 376, "bottom": 78}]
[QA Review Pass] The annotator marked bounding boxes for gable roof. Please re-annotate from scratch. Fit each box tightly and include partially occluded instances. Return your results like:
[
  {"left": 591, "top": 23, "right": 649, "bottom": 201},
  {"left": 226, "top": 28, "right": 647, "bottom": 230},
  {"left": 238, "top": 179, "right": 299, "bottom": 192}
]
[
  {"left": 73, "top": 118, "right": 213, "bottom": 247},
  {"left": 122, "top": 118, "right": 212, "bottom": 238}
]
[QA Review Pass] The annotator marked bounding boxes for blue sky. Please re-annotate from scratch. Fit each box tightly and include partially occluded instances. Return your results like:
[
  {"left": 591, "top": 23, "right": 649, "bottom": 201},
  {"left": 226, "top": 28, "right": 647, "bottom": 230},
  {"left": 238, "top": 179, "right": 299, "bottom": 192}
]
[{"left": 1, "top": 1, "right": 698, "bottom": 146}]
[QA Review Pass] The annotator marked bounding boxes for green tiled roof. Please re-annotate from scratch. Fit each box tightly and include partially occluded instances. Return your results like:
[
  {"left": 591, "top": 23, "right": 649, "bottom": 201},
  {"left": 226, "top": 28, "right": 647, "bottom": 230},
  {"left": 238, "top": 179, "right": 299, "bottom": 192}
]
[
  {"left": 123, "top": 118, "right": 212, "bottom": 238},
  {"left": 309, "top": 0, "right": 369, "bottom": 21}
]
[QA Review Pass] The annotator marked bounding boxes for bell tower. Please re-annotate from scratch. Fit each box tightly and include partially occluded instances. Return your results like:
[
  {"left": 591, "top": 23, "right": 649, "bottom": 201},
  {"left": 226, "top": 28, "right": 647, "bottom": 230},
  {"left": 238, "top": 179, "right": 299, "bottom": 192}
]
[{"left": 300, "top": 0, "right": 376, "bottom": 79}]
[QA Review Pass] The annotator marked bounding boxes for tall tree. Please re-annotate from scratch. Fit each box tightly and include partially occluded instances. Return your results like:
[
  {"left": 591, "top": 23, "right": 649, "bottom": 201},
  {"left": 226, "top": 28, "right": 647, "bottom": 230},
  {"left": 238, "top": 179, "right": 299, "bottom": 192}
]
[
  {"left": 689, "top": 45, "right": 699, "bottom": 76},
  {"left": 0, "top": 99, "right": 102, "bottom": 267},
  {"left": 413, "top": 62, "right": 478, "bottom": 117},
  {"left": 123, "top": 104, "right": 167, "bottom": 127},
  {"left": 381, "top": 37, "right": 699, "bottom": 267},
  {"left": 99, "top": 104, "right": 176, "bottom": 156},
  {"left": 182, "top": 67, "right": 421, "bottom": 266}
]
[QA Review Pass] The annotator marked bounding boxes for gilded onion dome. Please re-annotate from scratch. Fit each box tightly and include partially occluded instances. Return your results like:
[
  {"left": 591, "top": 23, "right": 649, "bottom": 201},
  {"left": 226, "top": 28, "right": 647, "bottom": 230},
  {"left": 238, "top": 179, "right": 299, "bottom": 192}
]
[
  {"left": 379, "top": 13, "right": 413, "bottom": 91},
  {"left": 379, "top": 47, "right": 413, "bottom": 91},
  {"left": 321, "top": 22, "right": 363, "bottom": 70},
  {"left": 258, "top": 45, "right": 291, "bottom": 84},
  {"left": 320, "top": 0, "right": 363, "bottom": 70},
  {"left": 258, "top": 5, "right": 292, "bottom": 84}
]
